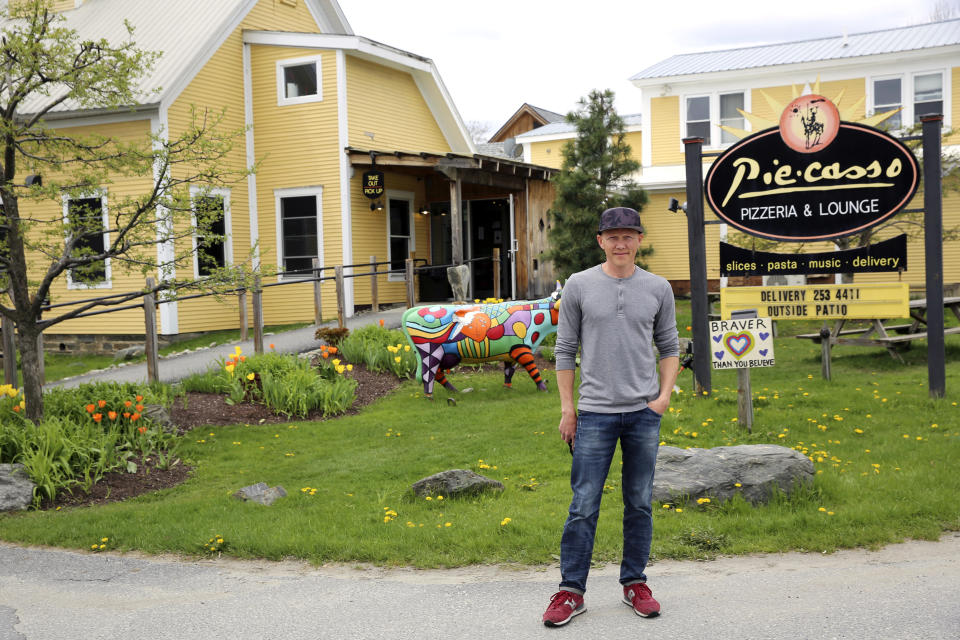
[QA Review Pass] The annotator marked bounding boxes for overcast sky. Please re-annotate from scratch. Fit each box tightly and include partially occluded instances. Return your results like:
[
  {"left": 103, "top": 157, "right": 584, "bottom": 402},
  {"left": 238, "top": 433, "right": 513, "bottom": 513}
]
[{"left": 345, "top": 0, "right": 948, "bottom": 135}]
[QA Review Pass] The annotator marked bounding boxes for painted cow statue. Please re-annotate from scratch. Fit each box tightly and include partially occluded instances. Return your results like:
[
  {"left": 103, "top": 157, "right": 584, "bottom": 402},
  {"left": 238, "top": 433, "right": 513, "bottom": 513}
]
[{"left": 402, "top": 283, "right": 562, "bottom": 398}]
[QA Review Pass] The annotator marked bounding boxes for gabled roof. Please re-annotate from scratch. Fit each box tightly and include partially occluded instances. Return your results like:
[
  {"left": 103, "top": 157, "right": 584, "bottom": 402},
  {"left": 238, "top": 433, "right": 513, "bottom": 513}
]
[
  {"left": 515, "top": 113, "right": 643, "bottom": 141},
  {"left": 9, "top": 0, "right": 352, "bottom": 118},
  {"left": 487, "top": 103, "right": 566, "bottom": 142},
  {"left": 631, "top": 17, "right": 960, "bottom": 83}
]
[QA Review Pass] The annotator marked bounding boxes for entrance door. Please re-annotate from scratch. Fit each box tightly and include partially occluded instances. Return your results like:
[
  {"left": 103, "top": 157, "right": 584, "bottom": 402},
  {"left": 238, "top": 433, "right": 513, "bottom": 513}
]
[{"left": 469, "top": 198, "right": 510, "bottom": 299}]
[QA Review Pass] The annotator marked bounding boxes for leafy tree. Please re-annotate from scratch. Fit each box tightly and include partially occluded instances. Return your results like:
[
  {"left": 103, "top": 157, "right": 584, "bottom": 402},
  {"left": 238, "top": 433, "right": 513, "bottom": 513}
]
[
  {"left": 547, "top": 89, "right": 650, "bottom": 279},
  {"left": 0, "top": 1, "right": 251, "bottom": 420}
]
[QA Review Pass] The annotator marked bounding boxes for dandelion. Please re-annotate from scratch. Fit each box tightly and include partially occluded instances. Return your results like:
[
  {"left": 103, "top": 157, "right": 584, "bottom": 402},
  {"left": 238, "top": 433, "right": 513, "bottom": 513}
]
[
  {"left": 445, "top": 522, "right": 452, "bottom": 527},
  {"left": 675, "top": 508, "right": 683, "bottom": 513},
  {"left": 500, "top": 517, "right": 512, "bottom": 526},
  {"left": 101, "top": 537, "right": 109, "bottom": 542},
  {"left": 425, "top": 496, "right": 433, "bottom": 501},
  {"left": 818, "top": 507, "right": 826, "bottom": 512},
  {"left": 696, "top": 497, "right": 711, "bottom": 505},
  {"left": 437, "top": 495, "right": 444, "bottom": 501},
  {"left": 734, "top": 483, "right": 742, "bottom": 488}
]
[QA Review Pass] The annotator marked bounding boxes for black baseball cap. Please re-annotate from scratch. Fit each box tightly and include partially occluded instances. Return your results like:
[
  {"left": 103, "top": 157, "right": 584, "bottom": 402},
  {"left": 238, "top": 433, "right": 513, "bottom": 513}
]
[{"left": 598, "top": 207, "right": 644, "bottom": 234}]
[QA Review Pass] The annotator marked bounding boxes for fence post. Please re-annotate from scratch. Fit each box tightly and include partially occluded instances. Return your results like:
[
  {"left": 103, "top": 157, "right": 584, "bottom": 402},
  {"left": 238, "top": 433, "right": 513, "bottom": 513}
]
[
  {"left": 143, "top": 277, "right": 159, "bottom": 383},
  {"left": 370, "top": 255, "right": 379, "bottom": 313},
  {"left": 1, "top": 315, "right": 16, "bottom": 387},
  {"left": 335, "top": 265, "right": 345, "bottom": 329},
  {"left": 312, "top": 257, "right": 323, "bottom": 326},
  {"left": 238, "top": 289, "right": 248, "bottom": 342},
  {"left": 405, "top": 257, "right": 415, "bottom": 308},
  {"left": 493, "top": 248, "right": 501, "bottom": 300},
  {"left": 252, "top": 275, "right": 264, "bottom": 354},
  {"left": 736, "top": 368, "right": 753, "bottom": 433},
  {"left": 819, "top": 325, "right": 832, "bottom": 381}
]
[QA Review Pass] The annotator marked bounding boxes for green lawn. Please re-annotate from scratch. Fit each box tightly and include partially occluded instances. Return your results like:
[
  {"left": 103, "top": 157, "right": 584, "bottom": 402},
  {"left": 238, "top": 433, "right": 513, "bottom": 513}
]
[{"left": 0, "top": 313, "right": 957, "bottom": 566}]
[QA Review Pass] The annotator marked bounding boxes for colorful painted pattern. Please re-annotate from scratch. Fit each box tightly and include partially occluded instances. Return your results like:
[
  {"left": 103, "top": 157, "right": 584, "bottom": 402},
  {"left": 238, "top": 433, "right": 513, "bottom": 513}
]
[{"left": 402, "top": 283, "right": 562, "bottom": 397}]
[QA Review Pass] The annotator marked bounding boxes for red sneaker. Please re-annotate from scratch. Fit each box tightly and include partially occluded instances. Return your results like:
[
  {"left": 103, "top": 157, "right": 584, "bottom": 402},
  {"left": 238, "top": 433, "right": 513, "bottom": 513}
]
[
  {"left": 622, "top": 583, "right": 660, "bottom": 617},
  {"left": 542, "top": 590, "right": 586, "bottom": 627}
]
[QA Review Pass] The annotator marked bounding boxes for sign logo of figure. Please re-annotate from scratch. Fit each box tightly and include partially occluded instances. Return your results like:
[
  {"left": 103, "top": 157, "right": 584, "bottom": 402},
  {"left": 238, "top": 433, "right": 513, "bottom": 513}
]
[
  {"left": 724, "top": 332, "right": 754, "bottom": 359},
  {"left": 780, "top": 94, "right": 840, "bottom": 153}
]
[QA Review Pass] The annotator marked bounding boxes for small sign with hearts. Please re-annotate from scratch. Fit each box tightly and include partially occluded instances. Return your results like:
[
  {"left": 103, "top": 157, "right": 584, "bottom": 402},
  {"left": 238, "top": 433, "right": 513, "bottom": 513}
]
[{"left": 709, "top": 317, "right": 775, "bottom": 370}]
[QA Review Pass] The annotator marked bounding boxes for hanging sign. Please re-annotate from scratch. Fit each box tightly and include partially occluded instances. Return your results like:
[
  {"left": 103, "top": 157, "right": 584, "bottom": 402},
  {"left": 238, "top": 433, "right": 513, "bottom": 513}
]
[
  {"left": 720, "top": 282, "right": 909, "bottom": 320},
  {"left": 704, "top": 95, "right": 920, "bottom": 242},
  {"left": 719, "top": 234, "right": 907, "bottom": 276},
  {"left": 362, "top": 170, "right": 384, "bottom": 199},
  {"left": 709, "top": 317, "right": 775, "bottom": 369}
]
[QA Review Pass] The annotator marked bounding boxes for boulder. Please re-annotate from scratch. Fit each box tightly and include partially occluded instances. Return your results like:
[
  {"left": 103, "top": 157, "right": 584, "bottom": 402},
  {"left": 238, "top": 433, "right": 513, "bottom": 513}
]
[
  {"left": 411, "top": 469, "right": 504, "bottom": 499},
  {"left": 446, "top": 265, "right": 470, "bottom": 302},
  {"left": 232, "top": 482, "right": 287, "bottom": 506},
  {"left": 0, "top": 463, "right": 35, "bottom": 511},
  {"left": 113, "top": 345, "right": 145, "bottom": 361},
  {"left": 143, "top": 404, "right": 176, "bottom": 433},
  {"left": 653, "top": 444, "right": 814, "bottom": 505}
]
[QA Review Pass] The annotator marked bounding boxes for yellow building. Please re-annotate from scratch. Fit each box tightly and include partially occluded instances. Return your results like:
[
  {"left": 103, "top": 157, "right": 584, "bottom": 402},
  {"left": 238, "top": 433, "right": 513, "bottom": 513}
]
[
  {"left": 628, "top": 18, "right": 960, "bottom": 292},
  {"left": 13, "top": 0, "right": 555, "bottom": 351}
]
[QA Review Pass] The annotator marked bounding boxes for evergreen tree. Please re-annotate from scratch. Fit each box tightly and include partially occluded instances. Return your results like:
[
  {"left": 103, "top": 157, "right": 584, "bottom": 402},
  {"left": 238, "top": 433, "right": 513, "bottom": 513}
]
[{"left": 547, "top": 89, "right": 650, "bottom": 279}]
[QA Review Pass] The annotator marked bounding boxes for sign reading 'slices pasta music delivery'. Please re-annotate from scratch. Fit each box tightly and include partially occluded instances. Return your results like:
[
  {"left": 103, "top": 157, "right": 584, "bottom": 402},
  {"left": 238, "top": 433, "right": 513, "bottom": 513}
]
[{"left": 705, "top": 94, "right": 920, "bottom": 243}]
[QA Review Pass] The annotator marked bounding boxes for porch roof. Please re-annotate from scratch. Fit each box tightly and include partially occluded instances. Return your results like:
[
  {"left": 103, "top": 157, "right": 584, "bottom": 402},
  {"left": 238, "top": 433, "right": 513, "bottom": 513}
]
[{"left": 345, "top": 147, "right": 556, "bottom": 183}]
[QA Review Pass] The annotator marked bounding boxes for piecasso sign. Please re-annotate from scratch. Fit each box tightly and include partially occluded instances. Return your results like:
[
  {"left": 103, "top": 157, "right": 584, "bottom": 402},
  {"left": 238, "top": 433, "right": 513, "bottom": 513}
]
[
  {"left": 720, "top": 282, "right": 909, "bottom": 320},
  {"left": 709, "top": 317, "right": 775, "bottom": 370},
  {"left": 704, "top": 94, "right": 920, "bottom": 242},
  {"left": 719, "top": 234, "right": 907, "bottom": 276}
]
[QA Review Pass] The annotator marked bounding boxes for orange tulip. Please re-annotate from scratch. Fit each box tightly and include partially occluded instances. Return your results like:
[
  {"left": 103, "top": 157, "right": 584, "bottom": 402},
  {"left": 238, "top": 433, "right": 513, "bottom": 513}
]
[
  {"left": 136, "top": 404, "right": 144, "bottom": 411},
  {"left": 330, "top": 346, "right": 337, "bottom": 354},
  {"left": 124, "top": 400, "right": 132, "bottom": 407},
  {"left": 269, "top": 343, "right": 275, "bottom": 350},
  {"left": 379, "top": 319, "right": 384, "bottom": 327},
  {"left": 239, "top": 356, "right": 246, "bottom": 362},
  {"left": 93, "top": 413, "right": 102, "bottom": 422},
  {"left": 97, "top": 400, "right": 107, "bottom": 409},
  {"left": 131, "top": 413, "right": 141, "bottom": 421},
  {"left": 108, "top": 411, "right": 117, "bottom": 420},
  {"left": 136, "top": 395, "right": 143, "bottom": 402},
  {"left": 12, "top": 405, "right": 20, "bottom": 413},
  {"left": 322, "top": 352, "right": 329, "bottom": 359},
  {"left": 86, "top": 404, "right": 96, "bottom": 413},
  {"left": 138, "top": 426, "right": 147, "bottom": 434},
  {"left": 123, "top": 412, "right": 131, "bottom": 418}
]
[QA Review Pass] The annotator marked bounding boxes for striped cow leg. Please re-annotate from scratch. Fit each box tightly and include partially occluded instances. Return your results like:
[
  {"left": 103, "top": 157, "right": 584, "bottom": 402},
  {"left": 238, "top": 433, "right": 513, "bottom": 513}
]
[
  {"left": 434, "top": 368, "right": 459, "bottom": 393},
  {"left": 415, "top": 342, "right": 445, "bottom": 399},
  {"left": 509, "top": 345, "right": 548, "bottom": 391}
]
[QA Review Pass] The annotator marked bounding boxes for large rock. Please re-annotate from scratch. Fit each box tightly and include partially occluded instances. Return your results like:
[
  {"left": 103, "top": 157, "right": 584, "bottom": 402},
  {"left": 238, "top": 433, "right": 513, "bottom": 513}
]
[
  {"left": 113, "top": 345, "right": 145, "bottom": 361},
  {"left": 411, "top": 469, "right": 503, "bottom": 498},
  {"left": 653, "top": 445, "right": 814, "bottom": 505},
  {"left": 446, "top": 265, "right": 470, "bottom": 302},
  {"left": 0, "top": 463, "right": 35, "bottom": 511},
  {"left": 232, "top": 482, "right": 287, "bottom": 506},
  {"left": 143, "top": 404, "right": 176, "bottom": 433}
]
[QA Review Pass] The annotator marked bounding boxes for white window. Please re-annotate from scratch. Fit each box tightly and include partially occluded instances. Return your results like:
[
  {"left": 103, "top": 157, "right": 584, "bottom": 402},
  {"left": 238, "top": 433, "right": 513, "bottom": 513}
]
[
  {"left": 275, "top": 187, "right": 322, "bottom": 280},
  {"left": 873, "top": 77, "right": 902, "bottom": 130},
  {"left": 870, "top": 71, "right": 946, "bottom": 130},
  {"left": 191, "top": 188, "right": 231, "bottom": 279},
  {"left": 386, "top": 191, "right": 415, "bottom": 282},
  {"left": 914, "top": 73, "right": 943, "bottom": 124},
  {"left": 685, "top": 96, "right": 711, "bottom": 144},
  {"left": 685, "top": 92, "right": 746, "bottom": 147},
  {"left": 63, "top": 193, "right": 111, "bottom": 289},
  {"left": 277, "top": 55, "right": 322, "bottom": 106}
]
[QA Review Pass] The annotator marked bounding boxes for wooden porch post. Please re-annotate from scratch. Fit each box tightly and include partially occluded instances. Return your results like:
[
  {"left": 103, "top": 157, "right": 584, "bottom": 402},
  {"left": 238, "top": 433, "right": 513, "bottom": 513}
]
[{"left": 449, "top": 171, "right": 463, "bottom": 266}]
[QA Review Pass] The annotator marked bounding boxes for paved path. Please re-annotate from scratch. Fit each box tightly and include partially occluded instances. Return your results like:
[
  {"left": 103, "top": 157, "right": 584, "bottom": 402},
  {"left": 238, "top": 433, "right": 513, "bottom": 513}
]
[
  {"left": 0, "top": 533, "right": 957, "bottom": 639},
  {"left": 45, "top": 307, "right": 407, "bottom": 389}
]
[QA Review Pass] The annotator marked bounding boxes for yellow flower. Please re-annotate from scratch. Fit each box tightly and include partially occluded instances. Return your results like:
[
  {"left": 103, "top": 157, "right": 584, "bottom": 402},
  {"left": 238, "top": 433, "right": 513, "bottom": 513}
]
[
  {"left": 332, "top": 359, "right": 340, "bottom": 365},
  {"left": 818, "top": 507, "right": 826, "bottom": 512},
  {"left": 225, "top": 363, "right": 235, "bottom": 374},
  {"left": 675, "top": 508, "right": 683, "bottom": 513},
  {"left": 444, "top": 522, "right": 452, "bottom": 527},
  {"left": 336, "top": 365, "right": 346, "bottom": 374},
  {"left": 101, "top": 537, "right": 109, "bottom": 542},
  {"left": 425, "top": 496, "right": 432, "bottom": 501},
  {"left": 696, "top": 497, "right": 711, "bottom": 505},
  {"left": 734, "top": 483, "right": 742, "bottom": 488},
  {"left": 500, "top": 517, "right": 512, "bottom": 526},
  {"left": 437, "top": 495, "right": 444, "bottom": 500},
  {"left": 346, "top": 364, "right": 353, "bottom": 371},
  {"left": 394, "top": 356, "right": 401, "bottom": 363},
  {"left": 246, "top": 373, "right": 255, "bottom": 381},
  {"left": 404, "top": 345, "right": 411, "bottom": 352}
]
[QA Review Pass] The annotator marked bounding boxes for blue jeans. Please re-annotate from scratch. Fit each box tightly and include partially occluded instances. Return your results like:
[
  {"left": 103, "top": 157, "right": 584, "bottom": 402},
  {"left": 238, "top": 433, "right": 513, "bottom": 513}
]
[{"left": 559, "top": 407, "right": 661, "bottom": 594}]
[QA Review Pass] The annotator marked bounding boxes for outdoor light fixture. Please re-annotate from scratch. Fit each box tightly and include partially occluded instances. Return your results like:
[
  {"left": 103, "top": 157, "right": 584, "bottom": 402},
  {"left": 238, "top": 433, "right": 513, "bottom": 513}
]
[
  {"left": 667, "top": 197, "right": 687, "bottom": 214},
  {"left": 370, "top": 200, "right": 384, "bottom": 212},
  {"left": 418, "top": 205, "right": 430, "bottom": 215}
]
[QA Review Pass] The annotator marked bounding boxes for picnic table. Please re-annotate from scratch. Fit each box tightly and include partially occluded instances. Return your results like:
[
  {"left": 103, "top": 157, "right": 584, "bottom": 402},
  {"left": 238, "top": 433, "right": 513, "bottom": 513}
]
[{"left": 796, "top": 296, "right": 960, "bottom": 362}]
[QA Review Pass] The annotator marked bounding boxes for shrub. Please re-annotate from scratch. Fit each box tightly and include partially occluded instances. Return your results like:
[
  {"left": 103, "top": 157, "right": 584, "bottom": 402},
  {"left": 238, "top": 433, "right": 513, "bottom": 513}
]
[
  {"left": 340, "top": 325, "right": 417, "bottom": 377},
  {"left": 314, "top": 326, "right": 350, "bottom": 346}
]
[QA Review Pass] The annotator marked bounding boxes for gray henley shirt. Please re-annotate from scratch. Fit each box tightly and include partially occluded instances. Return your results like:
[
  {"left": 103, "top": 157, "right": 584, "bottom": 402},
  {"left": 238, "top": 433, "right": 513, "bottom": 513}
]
[{"left": 554, "top": 264, "right": 679, "bottom": 413}]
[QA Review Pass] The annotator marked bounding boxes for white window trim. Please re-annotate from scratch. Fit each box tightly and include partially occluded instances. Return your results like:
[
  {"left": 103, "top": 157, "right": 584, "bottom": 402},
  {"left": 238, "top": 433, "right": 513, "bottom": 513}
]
[
  {"left": 386, "top": 190, "right": 415, "bottom": 282},
  {"left": 680, "top": 90, "right": 750, "bottom": 150},
  {"left": 63, "top": 192, "right": 112, "bottom": 290},
  {"left": 867, "top": 68, "right": 948, "bottom": 132},
  {"left": 275, "top": 186, "right": 323, "bottom": 281},
  {"left": 190, "top": 187, "right": 233, "bottom": 280},
  {"left": 276, "top": 54, "right": 323, "bottom": 106}
]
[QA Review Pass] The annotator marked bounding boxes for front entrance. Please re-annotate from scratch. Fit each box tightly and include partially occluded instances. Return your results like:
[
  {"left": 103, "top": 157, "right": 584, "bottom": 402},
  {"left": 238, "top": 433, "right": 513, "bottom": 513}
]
[{"left": 419, "top": 197, "right": 512, "bottom": 301}]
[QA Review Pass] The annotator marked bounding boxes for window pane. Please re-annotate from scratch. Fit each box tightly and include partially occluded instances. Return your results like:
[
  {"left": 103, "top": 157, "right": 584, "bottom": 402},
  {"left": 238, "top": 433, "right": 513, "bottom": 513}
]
[
  {"left": 284, "top": 63, "right": 317, "bottom": 98},
  {"left": 390, "top": 237, "right": 408, "bottom": 272},
  {"left": 686, "top": 120, "right": 711, "bottom": 143},
  {"left": 874, "top": 78, "right": 901, "bottom": 107},
  {"left": 282, "top": 217, "right": 317, "bottom": 237},
  {"left": 68, "top": 197, "right": 107, "bottom": 284},
  {"left": 195, "top": 195, "right": 225, "bottom": 277},
  {"left": 686, "top": 96, "right": 709, "bottom": 121},
  {"left": 389, "top": 200, "right": 410, "bottom": 236},
  {"left": 720, "top": 93, "right": 744, "bottom": 119},
  {"left": 284, "top": 256, "right": 313, "bottom": 274},
  {"left": 914, "top": 100, "right": 943, "bottom": 123},
  {"left": 282, "top": 195, "right": 316, "bottom": 219},
  {"left": 914, "top": 73, "right": 942, "bottom": 102}
]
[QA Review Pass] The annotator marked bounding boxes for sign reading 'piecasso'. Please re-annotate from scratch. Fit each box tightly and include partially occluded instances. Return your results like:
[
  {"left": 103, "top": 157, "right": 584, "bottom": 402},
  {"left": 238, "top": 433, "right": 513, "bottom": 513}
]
[{"left": 704, "top": 95, "right": 920, "bottom": 242}]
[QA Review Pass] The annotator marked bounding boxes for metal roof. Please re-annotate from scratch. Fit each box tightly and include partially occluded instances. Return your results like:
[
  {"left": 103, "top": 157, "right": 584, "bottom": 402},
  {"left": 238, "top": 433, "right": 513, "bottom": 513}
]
[
  {"left": 631, "top": 18, "right": 960, "bottom": 81},
  {"left": 516, "top": 113, "right": 642, "bottom": 139},
  {"left": 6, "top": 0, "right": 352, "bottom": 117},
  {"left": 529, "top": 105, "right": 565, "bottom": 123}
]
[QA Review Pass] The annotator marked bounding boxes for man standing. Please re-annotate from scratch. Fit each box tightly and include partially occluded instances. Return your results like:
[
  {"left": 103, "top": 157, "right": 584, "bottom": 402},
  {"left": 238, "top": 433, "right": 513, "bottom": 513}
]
[{"left": 542, "top": 207, "right": 679, "bottom": 627}]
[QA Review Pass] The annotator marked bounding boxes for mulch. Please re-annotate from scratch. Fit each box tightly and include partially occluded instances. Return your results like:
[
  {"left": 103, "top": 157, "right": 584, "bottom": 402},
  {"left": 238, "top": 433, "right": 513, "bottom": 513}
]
[{"left": 43, "top": 355, "right": 553, "bottom": 511}]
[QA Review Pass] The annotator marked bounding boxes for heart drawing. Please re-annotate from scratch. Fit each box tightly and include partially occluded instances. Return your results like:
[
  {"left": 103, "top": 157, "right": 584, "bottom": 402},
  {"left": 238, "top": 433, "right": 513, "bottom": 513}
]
[
  {"left": 724, "top": 332, "right": 753, "bottom": 359},
  {"left": 714, "top": 351, "right": 724, "bottom": 360},
  {"left": 759, "top": 332, "right": 770, "bottom": 340},
  {"left": 759, "top": 349, "right": 768, "bottom": 356},
  {"left": 713, "top": 335, "right": 722, "bottom": 343}
]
